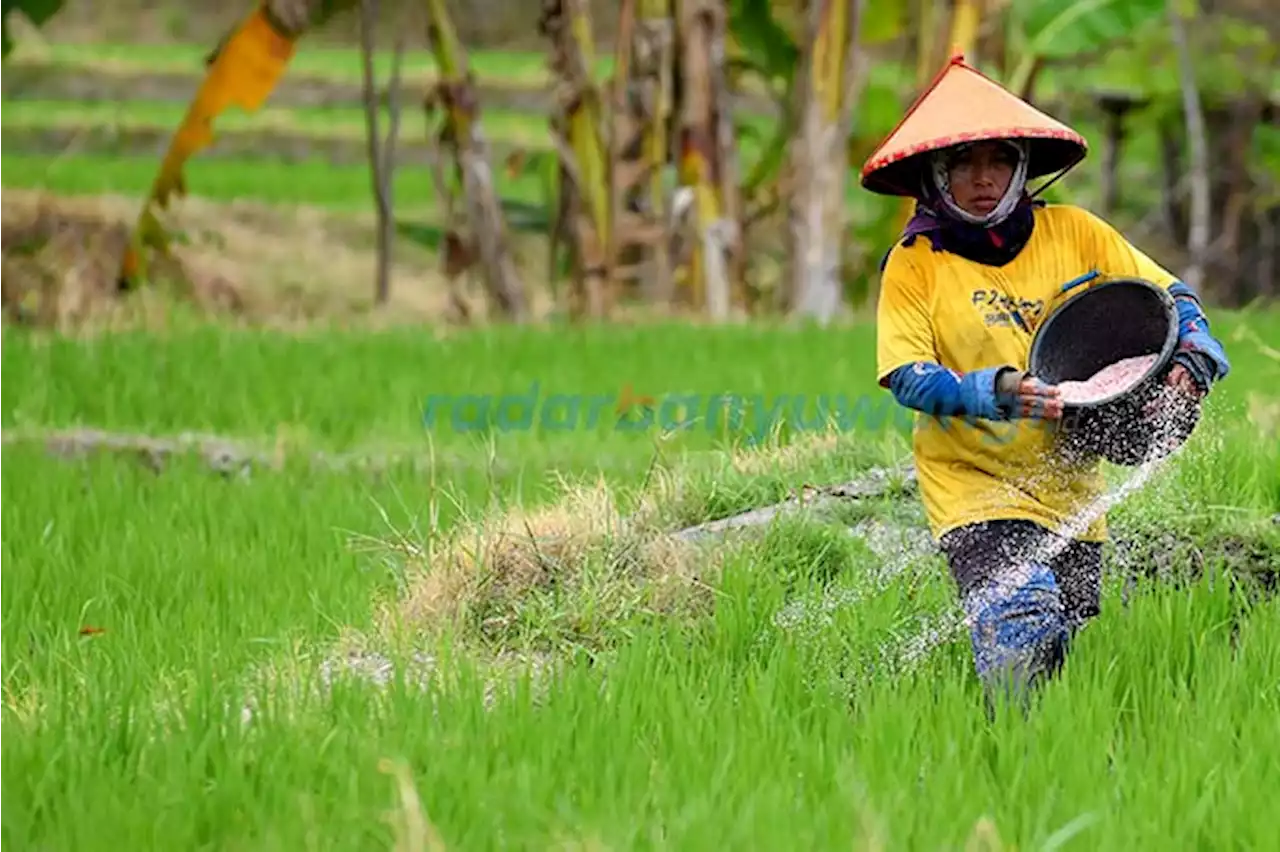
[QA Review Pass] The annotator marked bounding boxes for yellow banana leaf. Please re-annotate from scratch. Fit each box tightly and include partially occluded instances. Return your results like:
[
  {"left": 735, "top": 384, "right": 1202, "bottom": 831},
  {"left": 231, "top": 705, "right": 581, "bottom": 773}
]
[{"left": 120, "top": 5, "right": 299, "bottom": 286}]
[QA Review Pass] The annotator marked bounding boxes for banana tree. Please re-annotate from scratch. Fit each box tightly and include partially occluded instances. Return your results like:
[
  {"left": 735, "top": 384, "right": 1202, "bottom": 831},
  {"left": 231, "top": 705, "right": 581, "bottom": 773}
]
[
  {"left": 423, "top": 0, "right": 527, "bottom": 320},
  {"left": 726, "top": 0, "right": 903, "bottom": 218},
  {"left": 885, "top": 0, "right": 986, "bottom": 241},
  {"left": 673, "top": 0, "right": 746, "bottom": 318},
  {"left": 785, "top": 0, "right": 868, "bottom": 322},
  {"left": 885, "top": 0, "right": 1167, "bottom": 229},
  {"left": 997, "top": 0, "right": 1166, "bottom": 100},
  {"left": 2, "top": 0, "right": 337, "bottom": 291},
  {"left": 3, "top": 0, "right": 529, "bottom": 318},
  {"left": 539, "top": 0, "right": 614, "bottom": 318},
  {"left": 720, "top": 0, "right": 906, "bottom": 315},
  {"left": 117, "top": 1, "right": 323, "bottom": 291},
  {"left": 1, "top": 0, "right": 63, "bottom": 56},
  {"left": 607, "top": 0, "right": 679, "bottom": 306}
]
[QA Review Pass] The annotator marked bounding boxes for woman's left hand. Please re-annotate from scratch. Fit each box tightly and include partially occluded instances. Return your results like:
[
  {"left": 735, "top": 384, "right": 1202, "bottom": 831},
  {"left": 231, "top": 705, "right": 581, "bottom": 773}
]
[
  {"left": 1164, "top": 363, "right": 1204, "bottom": 398},
  {"left": 1143, "top": 363, "right": 1205, "bottom": 421}
]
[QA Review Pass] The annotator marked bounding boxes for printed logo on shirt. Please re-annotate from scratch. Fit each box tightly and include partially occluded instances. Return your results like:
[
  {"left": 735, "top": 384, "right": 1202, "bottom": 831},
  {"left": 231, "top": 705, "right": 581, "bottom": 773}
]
[{"left": 971, "top": 289, "right": 1045, "bottom": 329}]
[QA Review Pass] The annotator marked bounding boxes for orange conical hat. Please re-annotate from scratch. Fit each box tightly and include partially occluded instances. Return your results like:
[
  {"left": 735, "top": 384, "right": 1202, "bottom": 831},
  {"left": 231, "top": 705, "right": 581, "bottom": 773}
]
[{"left": 861, "top": 54, "right": 1088, "bottom": 197}]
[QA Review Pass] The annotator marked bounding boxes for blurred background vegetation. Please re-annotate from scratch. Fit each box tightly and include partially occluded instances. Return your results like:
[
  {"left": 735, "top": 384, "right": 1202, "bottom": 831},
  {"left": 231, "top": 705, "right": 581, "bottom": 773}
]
[{"left": 1, "top": 0, "right": 1276, "bottom": 328}]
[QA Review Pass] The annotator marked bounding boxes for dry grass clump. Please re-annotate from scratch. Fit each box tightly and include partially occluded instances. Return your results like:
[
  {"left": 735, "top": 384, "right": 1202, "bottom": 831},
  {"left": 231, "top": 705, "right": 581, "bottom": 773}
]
[
  {"left": 379, "top": 475, "right": 716, "bottom": 650},
  {"left": 0, "top": 189, "right": 556, "bottom": 330},
  {"left": 1, "top": 190, "right": 242, "bottom": 329},
  {"left": 374, "top": 431, "right": 903, "bottom": 651},
  {"left": 729, "top": 431, "right": 846, "bottom": 476}
]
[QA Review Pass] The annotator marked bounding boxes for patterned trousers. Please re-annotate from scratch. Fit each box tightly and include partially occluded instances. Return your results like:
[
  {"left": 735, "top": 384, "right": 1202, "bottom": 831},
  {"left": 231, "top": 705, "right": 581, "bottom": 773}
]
[{"left": 938, "top": 519, "right": 1104, "bottom": 704}]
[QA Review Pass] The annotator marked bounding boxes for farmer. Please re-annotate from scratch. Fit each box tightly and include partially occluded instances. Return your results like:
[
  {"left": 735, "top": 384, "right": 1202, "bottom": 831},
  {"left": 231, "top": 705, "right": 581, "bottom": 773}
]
[{"left": 860, "top": 55, "right": 1231, "bottom": 704}]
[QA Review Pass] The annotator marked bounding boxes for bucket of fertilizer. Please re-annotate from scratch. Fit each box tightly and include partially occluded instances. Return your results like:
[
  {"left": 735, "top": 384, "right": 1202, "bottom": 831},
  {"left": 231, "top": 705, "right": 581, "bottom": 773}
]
[{"left": 1028, "top": 276, "right": 1197, "bottom": 466}]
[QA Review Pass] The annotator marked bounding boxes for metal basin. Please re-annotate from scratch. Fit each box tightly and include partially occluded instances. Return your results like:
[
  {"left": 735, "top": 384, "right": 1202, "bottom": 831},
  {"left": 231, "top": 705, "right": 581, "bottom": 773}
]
[{"left": 1028, "top": 276, "right": 1196, "bottom": 466}]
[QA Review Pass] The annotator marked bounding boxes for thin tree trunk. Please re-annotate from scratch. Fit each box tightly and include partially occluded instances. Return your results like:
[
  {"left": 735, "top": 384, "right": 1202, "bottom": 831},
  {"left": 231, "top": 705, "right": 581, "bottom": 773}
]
[
  {"left": 644, "top": 1, "right": 676, "bottom": 305},
  {"left": 607, "top": 0, "right": 678, "bottom": 310},
  {"left": 357, "top": 0, "right": 388, "bottom": 306},
  {"left": 676, "top": 0, "right": 732, "bottom": 319},
  {"left": 1158, "top": 116, "right": 1187, "bottom": 242},
  {"left": 1258, "top": 204, "right": 1277, "bottom": 301},
  {"left": 1097, "top": 97, "right": 1130, "bottom": 217},
  {"left": 1168, "top": 0, "right": 1210, "bottom": 292},
  {"left": 358, "top": 0, "right": 405, "bottom": 306},
  {"left": 609, "top": 0, "right": 638, "bottom": 306},
  {"left": 709, "top": 7, "right": 745, "bottom": 314},
  {"left": 888, "top": 0, "right": 980, "bottom": 274},
  {"left": 425, "top": 0, "right": 527, "bottom": 321},
  {"left": 1218, "top": 98, "right": 1263, "bottom": 306}
]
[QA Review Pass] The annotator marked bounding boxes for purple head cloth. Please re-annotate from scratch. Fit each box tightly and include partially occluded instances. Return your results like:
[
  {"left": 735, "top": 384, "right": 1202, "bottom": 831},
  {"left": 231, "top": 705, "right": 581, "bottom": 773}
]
[{"left": 881, "top": 194, "right": 1045, "bottom": 271}]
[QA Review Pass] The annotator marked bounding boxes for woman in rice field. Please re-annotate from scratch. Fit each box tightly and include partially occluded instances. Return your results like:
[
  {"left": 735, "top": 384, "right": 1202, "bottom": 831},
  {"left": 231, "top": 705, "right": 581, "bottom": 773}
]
[{"left": 860, "top": 55, "right": 1231, "bottom": 706}]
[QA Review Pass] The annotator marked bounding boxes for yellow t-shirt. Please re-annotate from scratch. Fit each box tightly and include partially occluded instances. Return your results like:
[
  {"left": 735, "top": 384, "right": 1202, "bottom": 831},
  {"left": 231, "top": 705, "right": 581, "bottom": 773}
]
[{"left": 875, "top": 203, "right": 1180, "bottom": 543}]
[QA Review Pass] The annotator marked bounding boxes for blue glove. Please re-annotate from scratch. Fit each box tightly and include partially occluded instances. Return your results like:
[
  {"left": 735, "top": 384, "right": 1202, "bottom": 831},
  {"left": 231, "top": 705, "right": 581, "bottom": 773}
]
[
  {"left": 888, "top": 362, "right": 1017, "bottom": 422},
  {"left": 1168, "top": 282, "right": 1230, "bottom": 394}
]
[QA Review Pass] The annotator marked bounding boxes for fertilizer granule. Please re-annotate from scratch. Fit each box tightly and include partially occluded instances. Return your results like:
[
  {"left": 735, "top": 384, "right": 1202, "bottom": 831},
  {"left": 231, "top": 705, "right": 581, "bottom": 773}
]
[{"left": 1054, "top": 353, "right": 1161, "bottom": 405}]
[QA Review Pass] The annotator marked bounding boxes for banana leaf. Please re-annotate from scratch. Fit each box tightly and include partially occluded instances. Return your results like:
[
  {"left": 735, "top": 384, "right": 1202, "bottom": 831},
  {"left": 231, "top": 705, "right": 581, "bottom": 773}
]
[
  {"left": 1065, "top": 9, "right": 1276, "bottom": 114},
  {"left": 726, "top": 0, "right": 800, "bottom": 89},
  {"left": 859, "top": 0, "right": 907, "bottom": 46},
  {"left": 2, "top": 0, "right": 64, "bottom": 56},
  {"left": 1004, "top": 0, "right": 1166, "bottom": 96}
]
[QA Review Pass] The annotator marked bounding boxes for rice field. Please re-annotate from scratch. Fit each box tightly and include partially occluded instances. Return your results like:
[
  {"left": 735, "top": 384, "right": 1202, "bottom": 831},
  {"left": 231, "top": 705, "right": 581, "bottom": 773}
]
[
  {"left": 3, "top": 316, "right": 1279, "bottom": 849},
  {"left": 0, "top": 42, "right": 1138, "bottom": 216},
  {"left": 4, "top": 37, "right": 1280, "bottom": 847},
  {"left": 0, "top": 152, "right": 459, "bottom": 212},
  {"left": 7, "top": 41, "right": 598, "bottom": 89}
]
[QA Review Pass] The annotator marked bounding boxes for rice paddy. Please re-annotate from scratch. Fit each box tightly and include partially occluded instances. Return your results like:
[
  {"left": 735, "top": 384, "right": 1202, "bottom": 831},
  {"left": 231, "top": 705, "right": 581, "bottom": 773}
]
[
  {"left": 3, "top": 317, "right": 1279, "bottom": 849},
  {"left": 4, "top": 39, "right": 1280, "bottom": 851}
]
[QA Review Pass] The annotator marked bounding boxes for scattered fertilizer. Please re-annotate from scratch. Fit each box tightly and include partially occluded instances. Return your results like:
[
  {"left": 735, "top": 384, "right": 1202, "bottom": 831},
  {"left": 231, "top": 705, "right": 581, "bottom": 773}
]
[
  {"left": 967, "top": 389, "right": 1192, "bottom": 617},
  {"left": 766, "top": 396, "right": 1197, "bottom": 679},
  {"left": 1054, "top": 353, "right": 1160, "bottom": 405},
  {"left": 769, "top": 518, "right": 937, "bottom": 636},
  {"left": 882, "top": 387, "right": 1202, "bottom": 676}
]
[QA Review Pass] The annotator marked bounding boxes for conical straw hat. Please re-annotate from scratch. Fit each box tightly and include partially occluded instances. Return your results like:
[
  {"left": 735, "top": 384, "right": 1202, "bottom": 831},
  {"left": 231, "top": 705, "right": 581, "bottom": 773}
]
[{"left": 861, "top": 54, "right": 1088, "bottom": 197}]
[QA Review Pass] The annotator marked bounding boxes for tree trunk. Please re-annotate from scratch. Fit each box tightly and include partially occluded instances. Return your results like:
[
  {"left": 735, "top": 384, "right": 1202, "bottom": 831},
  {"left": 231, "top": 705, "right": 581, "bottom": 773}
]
[
  {"left": 607, "top": 0, "right": 679, "bottom": 309},
  {"left": 887, "top": 0, "right": 981, "bottom": 274},
  {"left": 1258, "top": 204, "right": 1277, "bottom": 301},
  {"left": 358, "top": 0, "right": 405, "bottom": 306},
  {"left": 1096, "top": 95, "right": 1135, "bottom": 217},
  {"left": 1204, "top": 98, "right": 1269, "bottom": 307},
  {"left": 643, "top": 0, "right": 677, "bottom": 305},
  {"left": 709, "top": 8, "right": 746, "bottom": 313},
  {"left": 1158, "top": 115, "right": 1187, "bottom": 243},
  {"left": 541, "top": 0, "right": 612, "bottom": 319},
  {"left": 425, "top": 0, "right": 527, "bottom": 320},
  {"left": 786, "top": 0, "right": 866, "bottom": 323},
  {"left": 676, "top": 0, "right": 737, "bottom": 320},
  {"left": 1167, "top": 0, "right": 1210, "bottom": 293}
]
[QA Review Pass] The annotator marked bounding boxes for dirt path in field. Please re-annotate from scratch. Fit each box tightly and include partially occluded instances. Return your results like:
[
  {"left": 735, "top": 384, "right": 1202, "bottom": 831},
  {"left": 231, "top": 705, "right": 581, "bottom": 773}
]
[
  {"left": 0, "top": 124, "right": 539, "bottom": 171},
  {"left": 0, "top": 425, "right": 625, "bottom": 476},
  {"left": 0, "top": 60, "right": 781, "bottom": 116}
]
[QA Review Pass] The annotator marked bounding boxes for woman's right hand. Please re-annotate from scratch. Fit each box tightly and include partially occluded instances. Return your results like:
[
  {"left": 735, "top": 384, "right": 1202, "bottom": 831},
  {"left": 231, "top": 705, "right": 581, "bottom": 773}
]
[{"left": 996, "top": 369, "right": 1063, "bottom": 420}]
